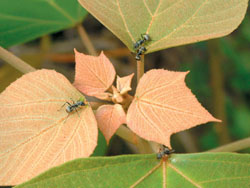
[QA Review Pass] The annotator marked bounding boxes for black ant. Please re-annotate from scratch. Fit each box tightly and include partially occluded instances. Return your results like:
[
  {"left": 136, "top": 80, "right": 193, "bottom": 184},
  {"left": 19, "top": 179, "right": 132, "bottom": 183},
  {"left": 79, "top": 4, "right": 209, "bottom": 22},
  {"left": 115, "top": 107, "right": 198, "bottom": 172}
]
[
  {"left": 157, "top": 145, "right": 175, "bottom": 159},
  {"left": 133, "top": 34, "right": 151, "bottom": 61},
  {"left": 133, "top": 34, "right": 151, "bottom": 50},
  {"left": 59, "top": 97, "right": 86, "bottom": 116},
  {"left": 135, "top": 46, "right": 147, "bottom": 60}
]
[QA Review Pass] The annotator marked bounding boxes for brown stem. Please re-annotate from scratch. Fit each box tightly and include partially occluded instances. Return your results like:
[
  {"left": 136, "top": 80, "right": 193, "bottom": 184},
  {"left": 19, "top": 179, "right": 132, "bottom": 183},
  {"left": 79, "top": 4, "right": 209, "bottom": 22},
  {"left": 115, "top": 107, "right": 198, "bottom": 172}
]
[
  {"left": 137, "top": 55, "right": 144, "bottom": 84},
  {"left": 208, "top": 40, "right": 231, "bottom": 144},
  {"left": 116, "top": 125, "right": 135, "bottom": 144},
  {"left": 89, "top": 102, "right": 106, "bottom": 110},
  {"left": 207, "top": 137, "right": 250, "bottom": 152},
  {"left": 76, "top": 24, "right": 98, "bottom": 56},
  {"left": 116, "top": 125, "right": 153, "bottom": 154},
  {"left": 132, "top": 54, "right": 155, "bottom": 153},
  {"left": 0, "top": 46, "right": 36, "bottom": 73}
]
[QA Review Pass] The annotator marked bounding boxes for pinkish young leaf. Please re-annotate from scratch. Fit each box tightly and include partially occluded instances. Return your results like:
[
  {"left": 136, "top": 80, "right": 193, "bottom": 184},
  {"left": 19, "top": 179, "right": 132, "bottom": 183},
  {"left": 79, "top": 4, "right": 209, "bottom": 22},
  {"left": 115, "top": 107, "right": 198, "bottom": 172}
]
[
  {"left": 96, "top": 104, "right": 126, "bottom": 144},
  {"left": 116, "top": 73, "right": 134, "bottom": 95},
  {"left": 74, "top": 49, "right": 116, "bottom": 96},
  {"left": 127, "top": 69, "right": 220, "bottom": 147},
  {"left": 0, "top": 69, "right": 98, "bottom": 185},
  {"left": 111, "top": 86, "right": 123, "bottom": 104}
]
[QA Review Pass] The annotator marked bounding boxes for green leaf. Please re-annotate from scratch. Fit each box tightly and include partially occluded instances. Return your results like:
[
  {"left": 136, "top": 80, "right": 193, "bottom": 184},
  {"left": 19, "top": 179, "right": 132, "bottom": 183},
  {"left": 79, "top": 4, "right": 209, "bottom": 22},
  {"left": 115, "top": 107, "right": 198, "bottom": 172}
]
[
  {"left": 78, "top": 0, "right": 248, "bottom": 53},
  {"left": 16, "top": 153, "right": 250, "bottom": 188},
  {"left": 91, "top": 130, "right": 107, "bottom": 156},
  {"left": 0, "top": 0, "right": 88, "bottom": 47}
]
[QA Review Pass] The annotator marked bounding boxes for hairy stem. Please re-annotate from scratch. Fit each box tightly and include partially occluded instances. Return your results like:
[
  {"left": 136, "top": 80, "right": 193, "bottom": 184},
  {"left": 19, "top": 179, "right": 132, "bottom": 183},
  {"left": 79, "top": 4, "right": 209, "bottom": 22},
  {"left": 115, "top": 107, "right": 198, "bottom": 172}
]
[
  {"left": 0, "top": 46, "right": 36, "bottom": 73},
  {"left": 207, "top": 137, "right": 250, "bottom": 152},
  {"left": 77, "top": 24, "right": 98, "bottom": 56},
  {"left": 137, "top": 55, "right": 144, "bottom": 84}
]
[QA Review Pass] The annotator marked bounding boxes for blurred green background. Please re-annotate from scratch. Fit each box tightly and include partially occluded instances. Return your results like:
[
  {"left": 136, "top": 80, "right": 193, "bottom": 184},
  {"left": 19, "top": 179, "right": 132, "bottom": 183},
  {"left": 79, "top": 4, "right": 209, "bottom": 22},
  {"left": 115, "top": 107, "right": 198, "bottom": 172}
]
[{"left": 0, "top": 1, "right": 249, "bottom": 156}]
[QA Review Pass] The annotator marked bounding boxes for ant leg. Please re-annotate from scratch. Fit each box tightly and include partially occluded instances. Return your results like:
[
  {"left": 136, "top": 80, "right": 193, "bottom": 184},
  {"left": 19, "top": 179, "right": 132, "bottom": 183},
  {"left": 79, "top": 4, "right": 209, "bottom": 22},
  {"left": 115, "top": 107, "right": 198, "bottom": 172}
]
[
  {"left": 58, "top": 101, "right": 71, "bottom": 111},
  {"left": 75, "top": 108, "right": 80, "bottom": 117},
  {"left": 70, "top": 98, "right": 75, "bottom": 104}
]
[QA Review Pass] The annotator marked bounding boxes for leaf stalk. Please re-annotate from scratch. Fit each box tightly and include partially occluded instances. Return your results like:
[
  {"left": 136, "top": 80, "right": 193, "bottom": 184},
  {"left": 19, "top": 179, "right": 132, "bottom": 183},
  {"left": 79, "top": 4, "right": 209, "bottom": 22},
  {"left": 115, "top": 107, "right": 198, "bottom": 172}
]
[
  {"left": 77, "top": 24, "right": 98, "bottom": 56},
  {"left": 207, "top": 137, "right": 250, "bottom": 152},
  {"left": 0, "top": 46, "right": 36, "bottom": 74}
]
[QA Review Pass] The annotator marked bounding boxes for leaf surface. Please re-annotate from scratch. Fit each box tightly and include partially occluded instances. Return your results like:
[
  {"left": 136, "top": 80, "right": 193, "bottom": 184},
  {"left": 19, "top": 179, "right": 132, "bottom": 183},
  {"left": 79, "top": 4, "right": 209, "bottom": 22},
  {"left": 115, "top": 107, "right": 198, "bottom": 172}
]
[
  {"left": 15, "top": 153, "right": 250, "bottom": 188},
  {"left": 127, "top": 69, "right": 220, "bottom": 147},
  {"left": 0, "top": 69, "right": 98, "bottom": 185},
  {"left": 116, "top": 73, "right": 134, "bottom": 95},
  {"left": 78, "top": 0, "right": 248, "bottom": 53},
  {"left": 96, "top": 104, "right": 126, "bottom": 143},
  {"left": 0, "top": 0, "right": 87, "bottom": 47},
  {"left": 74, "top": 49, "right": 116, "bottom": 96}
]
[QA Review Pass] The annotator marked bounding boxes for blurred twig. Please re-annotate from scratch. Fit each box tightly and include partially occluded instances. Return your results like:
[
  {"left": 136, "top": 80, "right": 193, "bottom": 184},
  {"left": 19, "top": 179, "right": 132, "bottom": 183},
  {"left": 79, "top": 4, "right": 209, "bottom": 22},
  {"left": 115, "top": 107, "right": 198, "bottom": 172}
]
[
  {"left": 207, "top": 137, "right": 250, "bottom": 152},
  {"left": 77, "top": 24, "right": 98, "bottom": 56},
  {"left": 0, "top": 46, "right": 36, "bottom": 73},
  {"left": 208, "top": 40, "right": 231, "bottom": 144},
  {"left": 40, "top": 35, "right": 51, "bottom": 57},
  {"left": 104, "top": 48, "right": 131, "bottom": 57},
  {"left": 44, "top": 48, "right": 131, "bottom": 63}
]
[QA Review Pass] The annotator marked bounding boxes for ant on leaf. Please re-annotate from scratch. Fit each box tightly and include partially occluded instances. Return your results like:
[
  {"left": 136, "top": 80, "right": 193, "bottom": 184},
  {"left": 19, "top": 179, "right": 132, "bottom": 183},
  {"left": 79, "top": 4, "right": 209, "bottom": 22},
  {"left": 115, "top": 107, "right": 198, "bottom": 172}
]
[
  {"left": 58, "top": 97, "right": 87, "bottom": 117},
  {"left": 157, "top": 145, "right": 175, "bottom": 160},
  {"left": 133, "top": 34, "right": 151, "bottom": 50},
  {"left": 133, "top": 34, "right": 151, "bottom": 61}
]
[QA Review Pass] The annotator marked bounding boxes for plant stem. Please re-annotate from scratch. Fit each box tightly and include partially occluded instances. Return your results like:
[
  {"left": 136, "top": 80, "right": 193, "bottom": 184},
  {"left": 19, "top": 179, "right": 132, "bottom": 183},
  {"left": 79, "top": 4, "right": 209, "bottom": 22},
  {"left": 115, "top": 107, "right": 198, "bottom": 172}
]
[
  {"left": 0, "top": 46, "right": 36, "bottom": 74},
  {"left": 89, "top": 102, "right": 106, "bottom": 110},
  {"left": 76, "top": 24, "right": 98, "bottom": 56},
  {"left": 207, "top": 137, "right": 250, "bottom": 152},
  {"left": 134, "top": 54, "right": 156, "bottom": 153},
  {"left": 136, "top": 55, "right": 144, "bottom": 84},
  {"left": 116, "top": 125, "right": 135, "bottom": 144},
  {"left": 116, "top": 125, "right": 153, "bottom": 153}
]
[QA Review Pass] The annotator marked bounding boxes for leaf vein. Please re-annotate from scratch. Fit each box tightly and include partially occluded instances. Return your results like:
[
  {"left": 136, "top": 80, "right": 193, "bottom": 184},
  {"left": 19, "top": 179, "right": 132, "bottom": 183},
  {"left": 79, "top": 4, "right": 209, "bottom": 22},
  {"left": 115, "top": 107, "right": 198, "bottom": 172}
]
[
  {"left": 49, "top": 113, "right": 82, "bottom": 167},
  {"left": 115, "top": 0, "right": 135, "bottom": 42},
  {"left": 146, "top": 0, "right": 162, "bottom": 34},
  {"left": 143, "top": 0, "right": 153, "bottom": 17},
  {"left": 137, "top": 101, "right": 165, "bottom": 137},
  {"left": 46, "top": 0, "right": 75, "bottom": 23},
  {"left": 169, "top": 163, "right": 202, "bottom": 188},
  {"left": 149, "top": 0, "right": 208, "bottom": 49},
  {"left": 130, "top": 162, "right": 162, "bottom": 188},
  {"left": 199, "top": 176, "right": 250, "bottom": 184},
  {"left": 0, "top": 117, "right": 65, "bottom": 158}
]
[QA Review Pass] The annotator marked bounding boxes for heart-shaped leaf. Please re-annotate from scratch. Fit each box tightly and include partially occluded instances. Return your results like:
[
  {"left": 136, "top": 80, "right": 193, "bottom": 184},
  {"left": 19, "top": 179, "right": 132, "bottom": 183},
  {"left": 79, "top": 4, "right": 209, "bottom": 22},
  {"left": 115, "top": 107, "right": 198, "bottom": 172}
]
[
  {"left": 74, "top": 49, "right": 116, "bottom": 96},
  {"left": 0, "top": 0, "right": 88, "bottom": 47},
  {"left": 0, "top": 69, "right": 98, "bottom": 185},
  {"left": 15, "top": 153, "right": 250, "bottom": 188},
  {"left": 127, "top": 69, "right": 220, "bottom": 147},
  {"left": 96, "top": 104, "right": 126, "bottom": 143},
  {"left": 78, "top": 0, "right": 248, "bottom": 53}
]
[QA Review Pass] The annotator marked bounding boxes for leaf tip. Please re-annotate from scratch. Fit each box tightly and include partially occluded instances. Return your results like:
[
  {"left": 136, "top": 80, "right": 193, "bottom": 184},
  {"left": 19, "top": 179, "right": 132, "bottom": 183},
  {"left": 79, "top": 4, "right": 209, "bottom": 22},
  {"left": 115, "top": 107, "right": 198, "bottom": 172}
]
[
  {"left": 74, "top": 48, "right": 79, "bottom": 54},
  {"left": 213, "top": 117, "right": 222, "bottom": 123}
]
